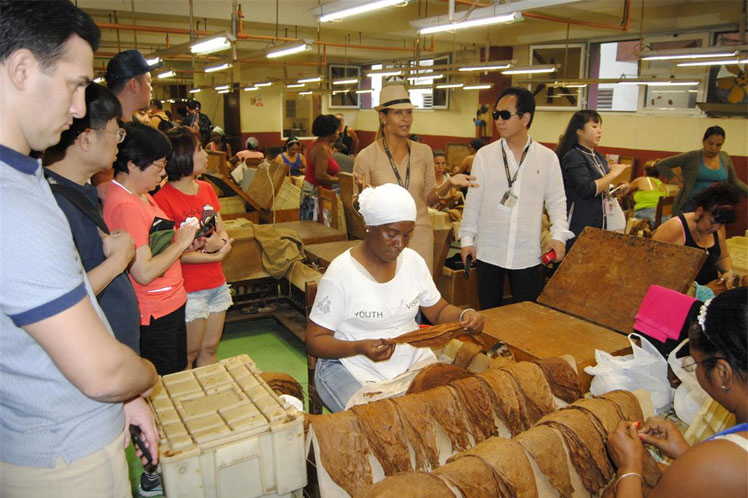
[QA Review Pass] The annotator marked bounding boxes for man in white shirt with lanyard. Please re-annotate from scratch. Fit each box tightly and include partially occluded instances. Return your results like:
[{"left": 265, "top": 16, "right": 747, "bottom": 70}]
[{"left": 460, "top": 87, "right": 573, "bottom": 309}]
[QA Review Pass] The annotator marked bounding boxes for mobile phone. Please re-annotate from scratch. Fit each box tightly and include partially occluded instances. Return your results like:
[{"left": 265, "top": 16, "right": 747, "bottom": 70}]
[
  {"left": 129, "top": 424, "right": 157, "bottom": 473},
  {"left": 464, "top": 254, "right": 474, "bottom": 279},
  {"left": 195, "top": 214, "right": 216, "bottom": 239}
]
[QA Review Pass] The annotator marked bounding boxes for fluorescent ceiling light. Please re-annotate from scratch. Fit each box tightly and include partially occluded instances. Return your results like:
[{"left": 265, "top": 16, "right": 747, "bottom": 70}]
[
  {"left": 205, "top": 63, "right": 231, "bottom": 73},
  {"left": 407, "top": 74, "right": 444, "bottom": 81},
  {"left": 214, "top": 85, "right": 230, "bottom": 91},
  {"left": 189, "top": 88, "right": 202, "bottom": 93},
  {"left": 641, "top": 49, "right": 737, "bottom": 62},
  {"left": 458, "top": 64, "right": 511, "bottom": 72},
  {"left": 677, "top": 58, "right": 748, "bottom": 67},
  {"left": 298, "top": 76, "right": 322, "bottom": 83},
  {"left": 298, "top": 91, "right": 313, "bottom": 95},
  {"left": 436, "top": 83, "right": 464, "bottom": 89},
  {"left": 255, "top": 82, "right": 272, "bottom": 87},
  {"left": 319, "top": 0, "right": 408, "bottom": 23},
  {"left": 93, "top": 77, "right": 104, "bottom": 84},
  {"left": 287, "top": 83, "right": 305, "bottom": 88},
  {"left": 356, "top": 89, "right": 373, "bottom": 94},
  {"left": 464, "top": 84, "right": 492, "bottom": 90},
  {"left": 419, "top": 12, "right": 521, "bottom": 35},
  {"left": 145, "top": 57, "right": 162, "bottom": 66},
  {"left": 190, "top": 35, "right": 232, "bottom": 55},
  {"left": 156, "top": 70, "right": 175, "bottom": 79},
  {"left": 333, "top": 78, "right": 359, "bottom": 85},
  {"left": 244, "top": 86, "right": 258, "bottom": 91},
  {"left": 646, "top": 81, "right": 699, "bottom": 86},
  {"left": 332, "top": 90, "right": 351, "bottom": 95},
  {"left": 502, "top": 64, "right": 556, "bottom": 75},
  {"left": 217, "top": 89, "right": 230, "bottom": 94},
  {"left": 267, "top": 42, "right": 311, "bottom": 59},
  {"left": 367, "top": 70, "right": 402, "bottom": 77}
]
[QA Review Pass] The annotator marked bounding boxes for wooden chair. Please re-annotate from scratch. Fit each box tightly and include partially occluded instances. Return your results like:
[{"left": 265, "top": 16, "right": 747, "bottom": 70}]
[
  {"left": 654, "top": 195, "right": 675, "bottom": 229},
  {"left": 317, "top": 187, "right": 339, "bottom": 229},
  {"left": 304, "top": 281, "right": 324, "bottom": 415}
]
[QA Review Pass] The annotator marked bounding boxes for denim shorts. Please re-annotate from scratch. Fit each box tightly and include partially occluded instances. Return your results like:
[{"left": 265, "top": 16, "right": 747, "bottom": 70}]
[{"left": 185, "top": 283, "right": 233, "bottom": 323}]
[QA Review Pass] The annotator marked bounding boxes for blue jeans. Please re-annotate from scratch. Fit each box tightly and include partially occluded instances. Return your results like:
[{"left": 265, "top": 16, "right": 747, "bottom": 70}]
[{"left": 314, "top": 358, "right": 362, "bottom": 412}]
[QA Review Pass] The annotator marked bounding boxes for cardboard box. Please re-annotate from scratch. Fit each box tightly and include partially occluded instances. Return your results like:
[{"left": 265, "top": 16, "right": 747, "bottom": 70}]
[{"left": 149, "top": 355, "right": 306, "bottom": 498}]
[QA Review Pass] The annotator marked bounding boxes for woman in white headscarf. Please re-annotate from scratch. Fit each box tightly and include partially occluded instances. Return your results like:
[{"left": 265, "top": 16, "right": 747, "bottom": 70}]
[{"left": 306, "top": 184, "right": 485, "bottom": 412}]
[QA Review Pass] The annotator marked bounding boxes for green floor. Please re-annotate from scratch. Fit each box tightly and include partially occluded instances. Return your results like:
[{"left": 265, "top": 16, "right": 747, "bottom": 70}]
[{"left": 127, "top": 317, "right": 308, "bottom": 497}]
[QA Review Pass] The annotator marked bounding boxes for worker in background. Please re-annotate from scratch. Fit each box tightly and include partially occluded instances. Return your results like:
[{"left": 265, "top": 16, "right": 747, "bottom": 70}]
[
  {"left": 0, "top": 2, "right": 158, "bottom": 496},
  {"left": 461, "top": 87, "right": 573, "bottom": 309},
  {"left": 453, "top": 138, "right": 485, "bottom": 176},
  {"left": 335, "top": 112, "right": 359, "bottom": 155},
  {"left": 306, "top": 184, "right": 485, "bottom": 412},
  {"left": 105, "top": 49, "right": 158, "bottom": 123},
  {"left": 332, "top": 140, "right": 354, "bottom": 173},
  {"left": 607, "top": 287, "right": 748, "bottom": 498},
  {"left": 184, "top": 99, "right": 212, "bottom": 145},
  {"left": 148, "top": 98, "right": 173, "bottom": 132}
]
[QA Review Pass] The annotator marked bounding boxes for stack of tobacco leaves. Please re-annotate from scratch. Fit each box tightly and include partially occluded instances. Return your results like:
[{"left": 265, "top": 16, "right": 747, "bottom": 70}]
[
  {"left": 259, "top": 372, "right": 303, "bottom": 400},
  {"left": 351, "top": 400, "right": 413, "bottom": 475},
  {"left": 406, "top": 363, "right": 471, "bottom": 394},
  {"left": 532, "top": 357, "right": 582, "bottom": 403},
  {"left": 357, "top": 472, "right": 456, "bottom": 498}
]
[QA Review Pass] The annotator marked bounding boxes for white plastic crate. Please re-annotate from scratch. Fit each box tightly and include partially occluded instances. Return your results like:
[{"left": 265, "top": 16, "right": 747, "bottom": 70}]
[{"left": 148, "top": 355, "right": 306, "bottom": 498}]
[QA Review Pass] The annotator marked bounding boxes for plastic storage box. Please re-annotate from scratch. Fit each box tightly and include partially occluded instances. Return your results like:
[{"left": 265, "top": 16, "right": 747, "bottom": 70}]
[{"left": 148, "top": 355, "right": 306, "bottom": 498}]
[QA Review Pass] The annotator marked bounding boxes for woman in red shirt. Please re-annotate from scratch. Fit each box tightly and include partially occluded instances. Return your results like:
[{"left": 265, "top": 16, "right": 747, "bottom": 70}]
[
  {"left": 300, "top": 114, "right": 340, "bottom": 221},
  {"left": 155, "top": 127, "right": 233, "bottom": 368}
]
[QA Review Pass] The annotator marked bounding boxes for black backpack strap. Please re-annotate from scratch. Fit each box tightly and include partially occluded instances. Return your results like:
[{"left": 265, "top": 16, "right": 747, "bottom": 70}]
[{"left": 47, "top": 179, "right": 110, "bottom": 234}]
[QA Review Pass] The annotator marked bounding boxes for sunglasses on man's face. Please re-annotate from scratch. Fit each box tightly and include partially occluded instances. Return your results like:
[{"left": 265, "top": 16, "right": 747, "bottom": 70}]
[{"left": 493, "top": 110, "right": 522, "bottom": 121}]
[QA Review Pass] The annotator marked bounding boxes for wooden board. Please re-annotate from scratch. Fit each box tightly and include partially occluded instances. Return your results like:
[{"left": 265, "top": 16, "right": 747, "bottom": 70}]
[
  {"left": 272, "top": 221, "right": 347, "bottom": 245},
  {"left": 338, "top": 172, "right": 366, "bottom": 240},
  {"left": 246, "top": 161, "right": 288, "bottom": 210},
  {"left": 481, "top": 301, "right": 631, "bottom": 391},
  {"left": 305, "top": 240, "right": 361, "bottom": 267},
  {"left": 222, "top": 221, "right": 269, "bottom": 283},
  {"left": 539, "top": 227, "right": 706, "bottom": 334}
]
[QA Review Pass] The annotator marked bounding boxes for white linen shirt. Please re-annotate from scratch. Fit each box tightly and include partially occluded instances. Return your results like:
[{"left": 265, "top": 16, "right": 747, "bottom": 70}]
[
  {"left": 309, "top": 248, "right": 441, "bottom": 385},
  {"left": 460, "top": 137, "right": 573, "bottom": 269}
]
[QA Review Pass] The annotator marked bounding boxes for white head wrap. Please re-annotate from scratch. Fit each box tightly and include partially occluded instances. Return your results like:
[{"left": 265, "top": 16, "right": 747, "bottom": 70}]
[{"left": 358, "top": 183, "right": 416, "bottom": 227}]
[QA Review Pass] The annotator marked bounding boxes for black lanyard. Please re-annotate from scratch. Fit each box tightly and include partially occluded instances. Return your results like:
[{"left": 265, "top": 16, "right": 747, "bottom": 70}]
[
  {"left": 576, "top": 144, "right": 608, "bottom": 177},
  {"left": 383, "top": 139, "right": 411, "bottom": 190},
  {"left": 500, "top": 139, "right": 532, "bottom": 190}
]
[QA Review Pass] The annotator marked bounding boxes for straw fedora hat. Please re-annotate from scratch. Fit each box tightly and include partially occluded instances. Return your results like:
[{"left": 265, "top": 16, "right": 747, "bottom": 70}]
[{"left": 375, "top": 83, "right": 415, "bottom": 111}]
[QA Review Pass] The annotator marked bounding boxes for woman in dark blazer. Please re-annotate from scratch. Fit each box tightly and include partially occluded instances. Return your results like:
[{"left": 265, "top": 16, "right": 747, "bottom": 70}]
[{"left": 557, "top": 110, "right": 629, "bottom": 248}]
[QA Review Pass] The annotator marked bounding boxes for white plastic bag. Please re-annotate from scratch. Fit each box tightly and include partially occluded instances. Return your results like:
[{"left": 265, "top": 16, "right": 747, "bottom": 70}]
[
  {"left": 585, "top": 333, "right": 674, "bottom": 414},
  {"left": 604, "top": 197, "right": 626, "bottom": 233},
  {"left": 669, "top": 338, "right": 710, "bottom": 425}
]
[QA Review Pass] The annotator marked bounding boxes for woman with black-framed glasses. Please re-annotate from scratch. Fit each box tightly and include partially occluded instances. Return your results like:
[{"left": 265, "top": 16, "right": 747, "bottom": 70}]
[{"left": 607, "top": 287, "right": 748, "bottom": 498}]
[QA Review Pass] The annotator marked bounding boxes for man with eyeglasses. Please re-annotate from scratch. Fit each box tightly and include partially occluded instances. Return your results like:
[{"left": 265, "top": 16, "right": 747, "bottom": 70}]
[{"left": 460, "top": 87, "right": 573, "bottom": 308}]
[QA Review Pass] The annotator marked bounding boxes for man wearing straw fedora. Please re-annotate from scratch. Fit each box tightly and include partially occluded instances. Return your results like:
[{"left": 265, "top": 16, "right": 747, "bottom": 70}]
[{"left": 353, "top": 82, "right": 476, "bottom": 275}]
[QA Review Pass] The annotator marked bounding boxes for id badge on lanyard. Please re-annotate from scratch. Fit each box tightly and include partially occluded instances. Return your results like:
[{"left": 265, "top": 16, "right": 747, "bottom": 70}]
[{"left": 499, "top": 140, "right": 531, "bottom": 208}]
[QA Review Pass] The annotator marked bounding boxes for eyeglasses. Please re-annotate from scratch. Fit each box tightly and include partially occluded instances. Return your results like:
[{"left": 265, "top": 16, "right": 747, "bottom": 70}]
[
  {"left": 100, "top": 128, "right": 126, "bottom": 143},
  {"left": 681, "top": 355, "right": 724, "bottom": 373},
  {"left": 492, "top": 110, "right": 522, "bottom": 121}
]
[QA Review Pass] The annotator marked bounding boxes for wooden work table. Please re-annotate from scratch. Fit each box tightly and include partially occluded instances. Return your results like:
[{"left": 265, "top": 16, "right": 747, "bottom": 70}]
[
  {"left": 481, "top": 301, "right": 631, "bottom": 391},
  {"left": 305, "top": 239, "right": 361, "bottom": 268},
  {"left": 272, "top": 221, "right": 347, "bottom": 245}
]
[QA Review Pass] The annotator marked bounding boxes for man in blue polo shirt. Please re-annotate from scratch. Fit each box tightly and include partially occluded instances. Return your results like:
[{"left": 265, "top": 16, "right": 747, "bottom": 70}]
[{"left": 0, "top": 2, "right": 158, "bottom": 496}]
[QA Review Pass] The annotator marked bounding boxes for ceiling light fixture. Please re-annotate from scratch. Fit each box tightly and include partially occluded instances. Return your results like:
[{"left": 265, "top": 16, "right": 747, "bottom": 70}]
[
  {"left": 419, "top": 12, "right": 521, "bottom": 35},
  {"left": 266, "top": 41, "right": 311, "bottom": 59},
  {"left": 333, "top": 78, "right": 359, "bottom": 85},
  {"left": 189, "top": 88, "right": 202, "bottom": 93},
  {"left": 156, "top": 70, "right": 176, "bottom": 79},
  {"left": 640, "top": 48, "right": 738, "bottom": 62},
  {"left": 298, "top": 91, "right": 313, "bottom": 95},
  {"left": 217, "top": 89, "right": 230, "bottom": 94},
  {"left": 205, "top": 63, "right": 231, "bottom": 73},
  {"left": 190, "top": 34, "right": 234, "bottom": 55},
  {"left": 463, "top": 84, "right": 492, "bottom": 90},
  {"left": 332, "top": 90, "right": 351, "bottom": 94},
  {"left": 214, "top": 85, "right": 230, "bottom": 91},
  {"left": 367, "top": 70, "right": 402, "bottom": 77},
  {"left": 244, "top": 86, "right": 258, "bottom": 91},
  {"left": 93, "top": 77, "right": 105, "bottom": 84},
  {"left": 287, "top": 83, "right": 305, "bottom": 88},
  {"left": 255, "top": 82, "right": 273, "bottom": 87},
  {"left": 435, "top": 83, "right": 464, "bottom": 89},
  {"left": 502, "top": 64, "right": 556, "bottom": 75},
  {"left": 407, "top": 73, "right": 445, "bottom": 81},
  {"left": 319, "top": 0, "right": 408, "bottom": 23},
  {"left": 356, "top": 89, "right": 374, "bottom": 94},
  {"left": 145, "top": 57, "right": 162, "bottom": 66},
  {"left": 677, "top": 58, "right": 748, "bottom": 67},
  {"left": 298, "top": 76, "right": 323, "bottom": 83},
  {"left": 458, "top": 64, "right": 512, "bottom": 72}
]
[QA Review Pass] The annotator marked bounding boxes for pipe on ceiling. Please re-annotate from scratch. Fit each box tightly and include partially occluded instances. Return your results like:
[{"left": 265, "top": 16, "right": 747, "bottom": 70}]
[{"left": 95, "top": 22, "right": 434, "bottom": 53}]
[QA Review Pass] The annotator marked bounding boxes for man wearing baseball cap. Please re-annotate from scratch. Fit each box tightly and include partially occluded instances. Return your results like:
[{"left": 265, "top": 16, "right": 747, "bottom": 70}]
[{"left": 105, "top": 49, "right": 161, "bottom": 123}]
